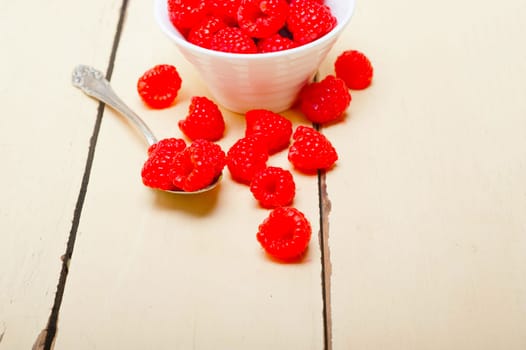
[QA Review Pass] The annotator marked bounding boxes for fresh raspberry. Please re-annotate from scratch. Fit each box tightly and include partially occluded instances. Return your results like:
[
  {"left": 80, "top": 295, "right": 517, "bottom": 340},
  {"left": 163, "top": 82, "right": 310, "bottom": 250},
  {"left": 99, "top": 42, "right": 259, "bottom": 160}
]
[
  {"left": 208, "top": 0, "right": 241, "bottom": 25},
  {"left": 257, "top": 33, "right": 297, "bottom": 53},
  {"left": 287, "top": 0, "right": 337, "bottom": 45},
  {"left": 335, "top": 50, "right": 374, "bottom": 90},
  {"left": 299, "top": 75, "right": 351, "bottom": 124},
  {"left": 288, "top": 126, "right": 338, "bottom": 173},
  {"left": 226, "top": 136, "right": 269, "bottom": 184},
  {"left": 178, "top": 96, "right": 226, "bottom": 141},
  {"left": 250, "top": 167, "right": 295, "bottom": 208},
  {"left": 210, "top": 27, "right": 258, "bottom": 53},
  {"left": 137, "top": 64, "right": 182, "bottom": 109},
  {"left": 141, "top": 138, "right": 187, "bottom": 190},
  {"left": 146, "top": 138, "right": 187, "bottom": 157},
  {"left": 167, "top": 0, "right": 210, "bottom": 31},
  {"left": 245, "top": 109, "right": 292, "bottom": 154},
  {"left": 256, "top": 207, "right": 311, "bottom": 261},
  {"left": 170, "top": 139, "right": 226, "bottom": 192},
  {"left": 187, "top": 16, "right": 228, "bottom": 49},
  {"left": 237, "top": 0, "right": 289, "bottom": 39}
]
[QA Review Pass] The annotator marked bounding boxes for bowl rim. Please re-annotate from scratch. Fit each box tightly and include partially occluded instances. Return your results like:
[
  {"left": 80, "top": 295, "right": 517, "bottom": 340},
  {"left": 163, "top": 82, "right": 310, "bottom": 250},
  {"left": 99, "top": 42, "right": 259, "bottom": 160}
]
[{"left": 154, "top": 0, "right": 356, "bottom": 60}]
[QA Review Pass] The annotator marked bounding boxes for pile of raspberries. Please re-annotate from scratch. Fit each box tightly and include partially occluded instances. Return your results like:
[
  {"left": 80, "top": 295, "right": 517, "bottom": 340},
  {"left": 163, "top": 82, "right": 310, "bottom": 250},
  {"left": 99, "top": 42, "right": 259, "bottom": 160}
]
[
  {"left": 136, "top": 1, "right": 374, "bottom": 261},
  {"left": 167, "top": 0, "right": 338, "bottom": 53},
  {"left": 136, "top": 47, "right": 372, "bottom": 262}
]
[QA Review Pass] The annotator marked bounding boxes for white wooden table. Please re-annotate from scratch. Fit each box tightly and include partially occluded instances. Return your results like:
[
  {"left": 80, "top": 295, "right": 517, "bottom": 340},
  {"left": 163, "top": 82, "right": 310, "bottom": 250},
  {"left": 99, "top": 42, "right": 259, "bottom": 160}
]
[{"left": 1, "top": 0, "right": 525, "bottom": 349}]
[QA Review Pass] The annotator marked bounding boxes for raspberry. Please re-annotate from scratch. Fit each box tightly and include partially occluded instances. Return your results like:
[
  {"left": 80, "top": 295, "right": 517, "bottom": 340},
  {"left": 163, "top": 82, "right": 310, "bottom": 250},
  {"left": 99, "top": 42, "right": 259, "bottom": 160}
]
[
  {"left": 137, "top": 64, "right": 182, "bottom": 109},
  {"left": 167, "top": 0, "right": 210, "bottom": 31},
  {"left": 245, "top": 109, "right": 292, "bottom": 154},
  {"left": 257, "top": 33, "right": 297, "bottom": 53},
  {"left": 335, "top": 50, "right": 374, "bottom": 90},
  {"left": 210, "top": 27, "right": 258, "bottom": 53},
  {"left": 256, "top": 207, "right": 311, "bottom": 261},
  {"left": 226, "top": 136, "right": 269, "bottom": 184},
  {"left": 187, "top": 16, "right": 227, "bottom": 49},
  {"left": 288, "top": 126, "right": 338, "bottom": 173},
  {"left": 237, "top": 0, "right": 289, "bottom": 39},
  {"left": 170, "top": 139, "right": 226, "bottom": 192},
  {"left": 287, "top": 0, "right": 337, "bottom": 45},
  {"left": 208, "top": 0, "right": 241, "bottom": 25},
  {"left": 141, "top": 138, "right": 187, "bottom": 190},
  {"left": 250, "top": 167, "right": 295, "bottom": 208},
  {"left": 299, "top": 75, "right": 351, "bottom": 124},
  {"left": 178, "top": 96, "right": 226, "bottom": 141}
]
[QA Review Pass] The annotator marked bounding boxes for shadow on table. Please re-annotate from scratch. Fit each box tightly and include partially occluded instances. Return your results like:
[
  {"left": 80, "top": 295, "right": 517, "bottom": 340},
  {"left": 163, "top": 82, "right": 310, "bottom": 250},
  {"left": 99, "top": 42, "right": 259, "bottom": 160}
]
[{"left": 151, "top": 183, "right": 222, "bottom": 217}]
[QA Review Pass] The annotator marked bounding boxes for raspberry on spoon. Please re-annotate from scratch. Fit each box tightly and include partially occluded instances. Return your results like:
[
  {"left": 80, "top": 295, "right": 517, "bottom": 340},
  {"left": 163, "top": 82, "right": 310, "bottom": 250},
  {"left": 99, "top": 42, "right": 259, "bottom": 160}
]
[
  {"left": 170, "top": 139, "right": 226, "bottom": 192},
  {"left": 141, "top": 138, "right": 187, "bottom": 190}
]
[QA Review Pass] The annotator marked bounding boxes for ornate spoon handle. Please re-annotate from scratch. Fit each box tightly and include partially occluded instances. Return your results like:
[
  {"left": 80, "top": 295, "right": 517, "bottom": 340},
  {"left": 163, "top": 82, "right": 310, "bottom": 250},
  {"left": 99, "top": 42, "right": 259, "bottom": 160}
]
[{"left": 72, "top": 65, "right": 158, "bottom": 146}]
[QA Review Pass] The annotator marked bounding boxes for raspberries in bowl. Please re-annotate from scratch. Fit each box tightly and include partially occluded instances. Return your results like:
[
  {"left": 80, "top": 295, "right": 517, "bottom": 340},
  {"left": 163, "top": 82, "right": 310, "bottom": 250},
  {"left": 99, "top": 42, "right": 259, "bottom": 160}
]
[
  {"left": 167, "top": 0, "right": 337, "bottom": 53},
  {"left": 155, "top": 0, "right": 355, "bottom": 113}
]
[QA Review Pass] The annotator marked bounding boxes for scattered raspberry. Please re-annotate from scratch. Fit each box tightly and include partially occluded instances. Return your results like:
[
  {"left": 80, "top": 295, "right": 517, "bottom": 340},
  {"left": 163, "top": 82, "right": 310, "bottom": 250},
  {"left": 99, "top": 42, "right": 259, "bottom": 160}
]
[
  {"left": 335, "top": 50, "right": 374, "bottom": 90},
  {"left": 167, "top": 0, "right": 210, "bottom": 30},
  {"left": 250, "top": 167, "right": 295, "bottom": 208},
  {"left": 288, "top": 126, "right": 338, "bottom": 173},
  {"left": 256, "top": 207, "right": 311, "bottom": 261},
  {"left": 187, "top": 16, "right": 228, "bottom": 49},
  {"left": 137, "top": 64, "right": 182, "bottom": 109},
  {"left": 141, "top": 138, "right": 187, "bottom": 190},
  {"left": 245, "top": 109, "right": 292, "bottom": 154},
  {"left": 178, "top": 96, "right": 226, "bottom": 141},
  {"left": 208, "top": 0, "right": 241, "bottom": 25},
  {"left": 210, "top": 27, "right": 258, "bottom": 53},
  {"left": 287, "top": 0, "right": 337, "bottom": 45},
  {"left": 226, "top": 136, "right": 269, "bottom": 184},
  {"left": 257, "top": 33, "right": 297, "bottom": 53},
  {"left": 170, "top": 139, "right": 226, "bottom": 192},
  {"left": 238, "top": 0, "right": 289, "bottom": 39},
  {"left": 299, "top": 75, "right": 351, "bottom": 124}
]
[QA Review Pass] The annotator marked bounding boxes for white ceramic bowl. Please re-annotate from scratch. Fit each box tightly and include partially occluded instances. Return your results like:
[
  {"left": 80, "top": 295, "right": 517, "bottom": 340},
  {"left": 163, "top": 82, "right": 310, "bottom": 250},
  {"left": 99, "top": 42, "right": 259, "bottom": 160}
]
[{"left": 154, "top": 0, "right": 355, "bottom": 114}]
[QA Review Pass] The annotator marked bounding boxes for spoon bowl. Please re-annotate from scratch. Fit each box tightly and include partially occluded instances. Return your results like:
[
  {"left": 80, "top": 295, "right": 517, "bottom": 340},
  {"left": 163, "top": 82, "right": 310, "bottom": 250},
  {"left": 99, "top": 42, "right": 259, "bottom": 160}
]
[{"left": 72, "top": 65, "right": 221, "bottom": 195}]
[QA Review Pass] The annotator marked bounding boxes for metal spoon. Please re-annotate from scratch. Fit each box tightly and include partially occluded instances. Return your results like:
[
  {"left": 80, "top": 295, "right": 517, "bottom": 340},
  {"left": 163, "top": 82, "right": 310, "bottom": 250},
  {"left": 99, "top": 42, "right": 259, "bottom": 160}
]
[{"left": 71, "top": 64, "right": 221, "bottom": 195}]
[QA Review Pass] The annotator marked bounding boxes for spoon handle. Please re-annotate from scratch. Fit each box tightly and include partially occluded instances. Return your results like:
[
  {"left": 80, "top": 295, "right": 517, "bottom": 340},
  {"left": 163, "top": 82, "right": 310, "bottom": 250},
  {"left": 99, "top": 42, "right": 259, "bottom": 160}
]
[{"left": 72, "top": 65, "right": 158, "bottom": 146}]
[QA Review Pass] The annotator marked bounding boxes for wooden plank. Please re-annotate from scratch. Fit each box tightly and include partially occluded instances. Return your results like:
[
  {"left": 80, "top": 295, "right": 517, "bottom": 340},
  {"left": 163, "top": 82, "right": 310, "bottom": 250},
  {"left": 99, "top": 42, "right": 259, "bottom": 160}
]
[
  {"left": 0, "top": 1, "right": 123, "bottom": 349},
  {"left": 324, "top": 0, "right": 526, "bottom": 349},
  {"left": 53, "top": 0, "right": 325, "bottom": 349}
]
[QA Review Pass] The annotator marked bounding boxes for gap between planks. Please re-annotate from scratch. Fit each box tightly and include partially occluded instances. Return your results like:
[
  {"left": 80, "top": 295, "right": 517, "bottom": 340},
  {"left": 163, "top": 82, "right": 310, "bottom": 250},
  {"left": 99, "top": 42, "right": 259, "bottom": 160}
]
[
  {"left": 40, "top": 1, "right": 130, "bottom": 349},
  {"left": 318, "top": 169, "right": 333, "bottom": 350},
  {"left": 38, "top": 4, "right": 335, "bottom": 348}
]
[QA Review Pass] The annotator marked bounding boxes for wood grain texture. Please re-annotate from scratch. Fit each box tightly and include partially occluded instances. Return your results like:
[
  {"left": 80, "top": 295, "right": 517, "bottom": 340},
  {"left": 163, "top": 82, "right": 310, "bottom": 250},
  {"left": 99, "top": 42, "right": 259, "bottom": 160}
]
[
  {"left": 3, "top": 0, "right": 525, "bottom": 348},
  {"left": 0, "top": 1, "right": 123, "bottom": 349},
  {"left": 52, "top": 0, "right": 325, "bottom": 348},
  {"left": 322, "top": 0, "right": 526, "bottom": 348}
]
